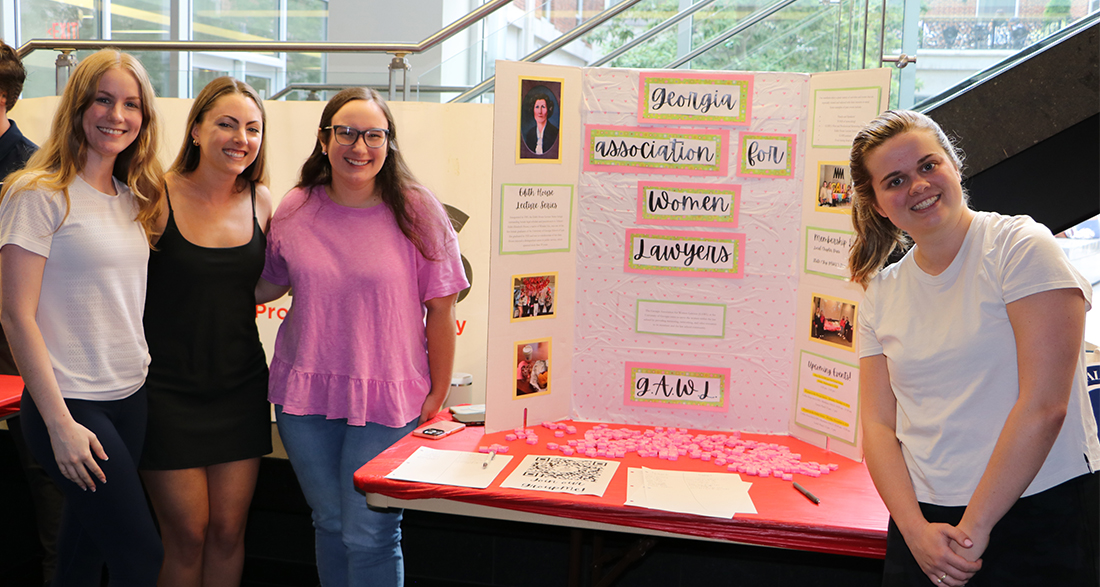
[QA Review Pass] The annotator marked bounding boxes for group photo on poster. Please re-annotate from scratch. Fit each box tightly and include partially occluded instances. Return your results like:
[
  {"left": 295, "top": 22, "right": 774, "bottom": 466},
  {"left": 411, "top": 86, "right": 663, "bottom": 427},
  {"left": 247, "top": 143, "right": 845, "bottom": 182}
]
[
  {"left": 809, "top": 294, "right": 856, "bottom": 350},
  {"left": 512, "top": 273, "right": 556, "bottom": 321},
  {"left": 515, "top": 339, "right": 551, "bottom": 397},
  {"left": 518, "top": 78, "right": 563, "bottom": 162},
  {"left": 814, "top": 162, "right": 854, "bottom": 212}
]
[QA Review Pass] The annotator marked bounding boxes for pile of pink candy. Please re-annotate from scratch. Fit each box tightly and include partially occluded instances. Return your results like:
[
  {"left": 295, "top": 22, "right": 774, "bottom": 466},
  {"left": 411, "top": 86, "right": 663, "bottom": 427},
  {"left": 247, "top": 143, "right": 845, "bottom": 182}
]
[{"left": 480, "top": 423, "right": 838, "bottom": 482}]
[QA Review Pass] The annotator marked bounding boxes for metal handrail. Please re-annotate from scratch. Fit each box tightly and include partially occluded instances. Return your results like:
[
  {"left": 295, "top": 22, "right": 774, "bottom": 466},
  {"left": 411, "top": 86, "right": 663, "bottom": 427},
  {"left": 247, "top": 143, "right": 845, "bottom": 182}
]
[
  {"left": 15, "top": 0, "right": 511, "bottom": 59},
  {"left": 590, "top": 0, "right": 721, "bottom": 68},
  {"left": 664, "top": 0, "right": 803, "bottom": 68},
  {"left": 17, "top": 40, "right": 432, "bottom": 59},
  {"left": 17, "top": 0, "right": 513, "bottom": 99},
  {"left": 270, "top": 83, "right": 475, "bottom": 101},
  {"left": 450, "top": 0, "right": 646, "bottom": 103}
]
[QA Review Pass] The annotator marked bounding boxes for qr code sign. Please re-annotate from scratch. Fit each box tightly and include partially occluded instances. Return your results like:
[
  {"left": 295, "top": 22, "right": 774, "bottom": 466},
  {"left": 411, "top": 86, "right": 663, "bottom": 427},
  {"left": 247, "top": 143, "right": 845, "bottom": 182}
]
[{"left": 524, "top": 456, "right": 609, "bottom": 483}]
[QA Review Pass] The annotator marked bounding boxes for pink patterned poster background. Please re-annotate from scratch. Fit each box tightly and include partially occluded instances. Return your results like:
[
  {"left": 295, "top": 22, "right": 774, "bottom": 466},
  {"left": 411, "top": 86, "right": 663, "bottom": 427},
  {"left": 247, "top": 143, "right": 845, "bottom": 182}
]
[{"left": 573, "top": 68, "right": 808, "bottom": 433}]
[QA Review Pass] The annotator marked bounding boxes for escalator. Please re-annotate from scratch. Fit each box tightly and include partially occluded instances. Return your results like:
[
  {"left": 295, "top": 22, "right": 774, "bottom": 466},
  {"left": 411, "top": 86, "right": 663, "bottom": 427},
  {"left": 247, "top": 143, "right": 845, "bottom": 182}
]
[{"left": 919, "top": 13, "right": 1099, "bottom": 233}]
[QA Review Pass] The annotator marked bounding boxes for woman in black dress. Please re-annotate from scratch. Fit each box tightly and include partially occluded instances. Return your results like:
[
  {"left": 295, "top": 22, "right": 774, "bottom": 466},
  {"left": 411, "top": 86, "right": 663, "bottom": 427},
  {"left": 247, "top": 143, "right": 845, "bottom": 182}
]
[{"left": 140, "top": 77, "right": 273, "bottom": 587}]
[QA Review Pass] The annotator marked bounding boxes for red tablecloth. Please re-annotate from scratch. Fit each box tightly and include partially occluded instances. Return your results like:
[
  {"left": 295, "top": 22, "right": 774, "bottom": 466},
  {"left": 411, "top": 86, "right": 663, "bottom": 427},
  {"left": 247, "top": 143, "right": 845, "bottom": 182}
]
[
  {"left": 354, "top": 419, "right": 889, "bottom": 558},
  {"left": 0, "top": 374, "right": 24, "bottom": 419}
]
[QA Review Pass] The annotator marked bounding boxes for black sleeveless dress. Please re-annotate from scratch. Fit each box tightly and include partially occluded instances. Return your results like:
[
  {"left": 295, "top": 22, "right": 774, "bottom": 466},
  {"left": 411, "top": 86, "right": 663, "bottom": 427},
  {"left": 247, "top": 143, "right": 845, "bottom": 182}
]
[{"left": 141, "top": 184, "right": 272, "bottom": 470}]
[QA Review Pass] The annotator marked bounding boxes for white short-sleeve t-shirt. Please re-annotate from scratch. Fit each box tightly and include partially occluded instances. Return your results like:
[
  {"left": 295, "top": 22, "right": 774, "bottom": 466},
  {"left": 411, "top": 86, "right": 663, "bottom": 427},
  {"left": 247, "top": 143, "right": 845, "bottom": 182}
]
[
  {"left": 0, "top": 174, "right": 150, "bottom": 400},
  {"left": 859, "top": 211, "right": 1100, "bottom": 506}
]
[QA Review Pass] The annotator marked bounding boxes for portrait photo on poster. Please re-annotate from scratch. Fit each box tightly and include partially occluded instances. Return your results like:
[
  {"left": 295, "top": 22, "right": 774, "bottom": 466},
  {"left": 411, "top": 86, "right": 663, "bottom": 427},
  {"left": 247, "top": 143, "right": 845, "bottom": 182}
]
[
  {"left": 511, "top": 273, "right": 557, "bottom": 322},
  {"left": 815, "top": 162, "right": 854, "bottom": 214},
  {"left": 514, "top": 338, "right": 552, "bottom": 398},
  {"left": 518, "top": 78, "right": 563, "bottom": 163},
  {"left": 809, "top": 294, "right": 857, "bottom": 351}
]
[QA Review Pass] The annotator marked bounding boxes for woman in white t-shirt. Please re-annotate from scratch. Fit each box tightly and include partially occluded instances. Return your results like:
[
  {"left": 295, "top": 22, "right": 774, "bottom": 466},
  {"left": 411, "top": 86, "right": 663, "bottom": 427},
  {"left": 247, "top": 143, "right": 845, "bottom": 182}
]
[
  {"left": 849, "top": 110, "right": 1099, "bottom": 586},
  {"left": 0, "top": 49, "right": 165, "bottom": 583}
]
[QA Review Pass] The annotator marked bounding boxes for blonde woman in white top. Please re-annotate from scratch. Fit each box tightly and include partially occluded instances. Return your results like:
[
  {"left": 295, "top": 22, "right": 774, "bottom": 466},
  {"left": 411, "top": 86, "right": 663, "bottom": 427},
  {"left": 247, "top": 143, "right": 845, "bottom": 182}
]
[{"left": 0, "top": 49, "right": 165, "bottom": 583}]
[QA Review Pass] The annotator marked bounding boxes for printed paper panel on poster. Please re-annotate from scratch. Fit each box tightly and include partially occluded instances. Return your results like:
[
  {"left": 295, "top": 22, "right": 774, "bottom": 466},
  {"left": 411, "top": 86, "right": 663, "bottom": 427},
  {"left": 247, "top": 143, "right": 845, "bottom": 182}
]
[
  {"left": 500, "top": 184, "right": 574, "bottom": 254},
  {"left": 811, "top": 86, "right": 883, "bottom": 148},
  {"left": 516, "top": 76, "right": 565, "bottom": 164},
  {"left": 635, "top": 299, "right": 726, "bottom": 338},
  {"left": 812, "top": 161, "right": 854, "bottom": 215},
  {"left": 510, "top": 272, "right": 558, "bottom": 323},
  {"left": 624, "top": 362, "right": 730, "bottom": 411},
  {"left": 736, "top": 132, "right": 797, "bottom": 178},
  {"left": 637, "top": 72, "right": 753, "bottom": 126},
  {"left": 804, "top": 227, "right": 855, "bottom": 280},
  {"left": 513, "top": 338, "right": 552, "bottom": 400},
  {"left": 635, "top": 181, "right": 741, "bottom": 227},
  {"left": 807, "top": 292, "right": 858, "bottom": 353},
  {"left": 584, "top": 125, "right": 729, "bottom": 176},
  {"left": 794, "top": 351, "right": 859, "bottom": 444},
  {"left": 625, "top": 229, "right": 745, "bottom": 278}
]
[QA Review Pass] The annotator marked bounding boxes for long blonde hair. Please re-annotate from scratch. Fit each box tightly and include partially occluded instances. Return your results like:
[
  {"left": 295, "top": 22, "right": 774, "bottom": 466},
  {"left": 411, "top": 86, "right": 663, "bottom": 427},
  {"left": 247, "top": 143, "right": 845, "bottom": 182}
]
[
  {"left": 848, "top": 110, "right": 964, "bottom": 288},
  {"left": 0, "top": 49, "right": 164, "bottom": 243},
  {"left": 171, "top": 76, "right": 268, "bottom": 189}
]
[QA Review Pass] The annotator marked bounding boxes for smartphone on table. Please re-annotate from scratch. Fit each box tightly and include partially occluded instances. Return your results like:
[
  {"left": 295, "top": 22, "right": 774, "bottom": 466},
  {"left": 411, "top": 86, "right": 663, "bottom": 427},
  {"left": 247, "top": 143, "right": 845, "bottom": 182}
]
[{"left": 411, "top": 420, "right": 466, "bottom": 439}]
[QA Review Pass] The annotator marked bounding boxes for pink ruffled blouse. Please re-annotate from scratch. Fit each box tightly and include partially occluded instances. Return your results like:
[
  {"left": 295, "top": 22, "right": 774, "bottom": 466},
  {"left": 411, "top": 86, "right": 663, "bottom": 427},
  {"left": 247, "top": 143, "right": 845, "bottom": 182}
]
[{"left": 262, "top": 185, "right": 469, "bottom": 427}]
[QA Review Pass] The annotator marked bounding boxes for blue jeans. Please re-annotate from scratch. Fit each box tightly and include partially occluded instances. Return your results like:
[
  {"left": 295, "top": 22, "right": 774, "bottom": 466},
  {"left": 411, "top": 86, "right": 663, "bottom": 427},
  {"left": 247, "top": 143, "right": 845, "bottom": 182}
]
[{"left": 275, "top": 405, "right": 417, "bottom": 587}]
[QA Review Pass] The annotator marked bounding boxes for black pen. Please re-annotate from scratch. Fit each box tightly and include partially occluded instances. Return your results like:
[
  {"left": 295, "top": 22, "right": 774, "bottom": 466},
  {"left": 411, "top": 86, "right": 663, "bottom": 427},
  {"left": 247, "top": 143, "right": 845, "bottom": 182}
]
[{"left": 793, "top": 481, "right": 820, "bottom": 505}]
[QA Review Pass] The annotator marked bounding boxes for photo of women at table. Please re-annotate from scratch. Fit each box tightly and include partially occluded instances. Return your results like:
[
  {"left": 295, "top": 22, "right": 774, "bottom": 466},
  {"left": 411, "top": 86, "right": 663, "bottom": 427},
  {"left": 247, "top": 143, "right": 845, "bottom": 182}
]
[
  {"left": 815, "top": 162, "right": 854, "bottom": 213},
  {"left": 518, "top": 78, "right": 562, "bottom": 163},
  {"left": 810, "top": 294, "right": 855, "bottom": 350},
  {"left": 515, "top": 339, "right": 551, "bottom": 398},
  {"left": 511, "top": 273, "right": 556, "bottom": 322}
]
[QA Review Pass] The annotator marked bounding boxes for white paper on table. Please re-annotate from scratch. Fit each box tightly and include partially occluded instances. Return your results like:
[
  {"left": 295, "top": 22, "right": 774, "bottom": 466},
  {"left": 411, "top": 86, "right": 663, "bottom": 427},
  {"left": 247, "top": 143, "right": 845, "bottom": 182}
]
[
  {"left": 499, "top": 454, "right": 619, "bottom": 496},
  {"left": 625, "top": 467, "right": 648, "bottom": 507},
  {"left": 385, "top": 446, "right": 512, "bottom": 489},
  {"left": 625, "top": 467, "right": 756, "bottom": 518}
]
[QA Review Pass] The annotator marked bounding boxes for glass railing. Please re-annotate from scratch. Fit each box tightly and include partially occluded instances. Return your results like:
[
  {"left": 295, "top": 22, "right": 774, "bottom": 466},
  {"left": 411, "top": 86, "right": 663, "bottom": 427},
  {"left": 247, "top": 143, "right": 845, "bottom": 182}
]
[
  {"left": 415, "top": 0, "right": 1094, "bottom": 110},
  {"left": 611, "top": 0, "right": 881, "bottom": 73},
  {"left": 416, "top": 0, "right": 890, "bottom": 102},
  {"left": 11, "top": 0, "right": 1094, "bottom": 107},
  {"left": 417, "top": 0, "right": 637, "bottom": 103}
]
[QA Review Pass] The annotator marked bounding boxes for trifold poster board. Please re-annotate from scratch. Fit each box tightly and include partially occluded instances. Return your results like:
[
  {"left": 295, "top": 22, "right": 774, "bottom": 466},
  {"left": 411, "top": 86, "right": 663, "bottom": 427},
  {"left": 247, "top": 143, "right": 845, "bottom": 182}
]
[{"left": 488, "top": 61, "right": 889, "bottom": 461}]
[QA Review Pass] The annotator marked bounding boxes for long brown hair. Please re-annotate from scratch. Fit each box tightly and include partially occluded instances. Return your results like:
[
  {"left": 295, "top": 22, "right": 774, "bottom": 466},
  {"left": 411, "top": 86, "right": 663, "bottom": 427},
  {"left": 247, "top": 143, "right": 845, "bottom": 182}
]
[
  {"left": 848, "top": 110, "right": 964, "bottom": 288},
  {"left": 171, "top": 76, "right": 268, "bottom": 188},
  {"left": 0, "top": 49, "right": 163, "bottom": 243},
  {"left": 296, "top": 87, "right": 442, "bottom": 259}
]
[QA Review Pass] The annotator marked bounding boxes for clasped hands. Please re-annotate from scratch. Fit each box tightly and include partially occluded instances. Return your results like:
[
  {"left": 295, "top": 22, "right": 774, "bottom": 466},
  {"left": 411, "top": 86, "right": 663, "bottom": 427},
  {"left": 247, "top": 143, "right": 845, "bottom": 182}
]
[{"left": 908, "top": 521, "right": 985, "bottom": 586}]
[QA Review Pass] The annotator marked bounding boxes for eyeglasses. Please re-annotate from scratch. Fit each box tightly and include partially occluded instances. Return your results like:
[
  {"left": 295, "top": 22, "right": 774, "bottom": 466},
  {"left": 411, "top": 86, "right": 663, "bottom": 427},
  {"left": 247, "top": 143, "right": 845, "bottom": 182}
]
[{"left": 323, "top": 125, "right": 389, "bottom": 148}]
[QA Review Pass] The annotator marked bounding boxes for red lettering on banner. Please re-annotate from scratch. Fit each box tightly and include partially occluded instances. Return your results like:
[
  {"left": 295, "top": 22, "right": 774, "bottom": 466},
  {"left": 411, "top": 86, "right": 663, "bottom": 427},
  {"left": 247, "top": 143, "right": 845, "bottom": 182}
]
[
  {"left": 455, "top": 320, "right": 466, "bottom": 336},
  {"left": 256, "top": 304, "right": 288, "bottom": 321}
]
